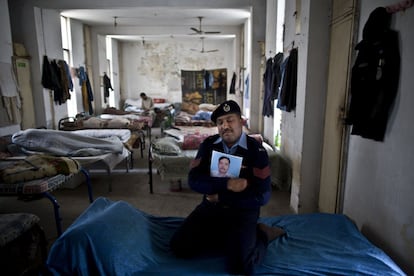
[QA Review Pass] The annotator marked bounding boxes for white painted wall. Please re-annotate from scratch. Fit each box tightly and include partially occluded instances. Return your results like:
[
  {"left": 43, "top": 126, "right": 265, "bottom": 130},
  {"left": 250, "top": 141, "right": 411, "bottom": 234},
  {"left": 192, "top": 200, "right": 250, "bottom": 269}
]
[
  {"left": 342, "top": 1, "right": 414, "bottom": 273},
  {"left": 110, "top": 38, "right": 121, "bottom": 109},
  {"left": 262, "top": 0, "right": 278, "bottom": 144},
  {"left": 279, "top": 0, "right": 330, "bottom": 214},
  {"left": 119, "top": 38, "right": 235, "bottom": 104},
  {"left": 7, "top": 0, "right": 265, "bottom": 125},
  {"left": 279, "top": 0, "right": 413, "bottom": 273},
  {"left": 33, "top": 8, "right": 66, "bottom": 129},
  {"left": 97, "top": 34, "right": 108, "bottom": 111},
  {"left": 69, "top": 18, "right": 87, "bottom": 115},
  {"left": 0, "top": 0, "right": 12, "bottom": 63},
  {"left": 4, "top": 0, "right": 412, "bottom": 273},
  {"left": 0, "top": 0, "right": 20, "bottom": 136}
]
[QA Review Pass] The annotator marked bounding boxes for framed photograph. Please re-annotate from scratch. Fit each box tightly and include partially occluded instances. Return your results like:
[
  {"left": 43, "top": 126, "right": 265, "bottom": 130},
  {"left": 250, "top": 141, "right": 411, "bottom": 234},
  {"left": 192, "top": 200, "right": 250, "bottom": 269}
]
[{"left": 210, "top": 150, "right": 243, "bottom": 178}]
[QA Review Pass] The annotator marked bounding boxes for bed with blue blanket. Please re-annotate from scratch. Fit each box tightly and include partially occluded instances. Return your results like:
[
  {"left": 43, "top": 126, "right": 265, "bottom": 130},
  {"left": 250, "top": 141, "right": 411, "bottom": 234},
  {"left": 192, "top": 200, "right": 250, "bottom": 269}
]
[{"left": 46, "top": 197, "right": 405, "bottom": 275}]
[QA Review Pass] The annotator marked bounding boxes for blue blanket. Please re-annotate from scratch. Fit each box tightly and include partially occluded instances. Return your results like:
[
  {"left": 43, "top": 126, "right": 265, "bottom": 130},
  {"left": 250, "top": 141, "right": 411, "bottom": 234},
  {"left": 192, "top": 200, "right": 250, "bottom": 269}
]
[{"left": 46, "top": 197, "right": 405, "bottom": 275}]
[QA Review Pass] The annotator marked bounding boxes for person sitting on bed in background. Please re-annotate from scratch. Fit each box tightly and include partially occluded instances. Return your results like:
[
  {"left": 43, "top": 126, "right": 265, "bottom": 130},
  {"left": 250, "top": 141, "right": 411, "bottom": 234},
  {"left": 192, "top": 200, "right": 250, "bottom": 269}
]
[
  {"left": 140, "top": 92, "right": 154, "bottom": 114},
  {"left": 170, "top": 100, "right": 285, "bottom": 275}
]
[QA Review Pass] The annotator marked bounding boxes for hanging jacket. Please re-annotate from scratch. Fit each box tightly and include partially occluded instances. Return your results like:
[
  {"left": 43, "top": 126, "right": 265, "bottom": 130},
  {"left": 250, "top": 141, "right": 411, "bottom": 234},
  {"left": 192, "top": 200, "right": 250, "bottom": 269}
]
[
  {"left": 277, "top": 48, "right": 298, "bottom": 112},
  {"left": 263, "top": 52, "right": 284, "bottom": 117},
  {"left": 346, "top": 7, "right": 400, "bottom": 141},
  {"left": 50, "top": 60, "right": 64, "bottom": 105},
  {"left": 41, "top": 55, "right": 58, "bottom": 91},
  {"left": 57, "top": 60, "right": 71, "bottom": 104},
  {"left": 103, "top": 73, "right": 113, "bottom": 103},
  {"left": 263, "top": 58, "right": 274, "bottom": 117},
  {"left": 78, "top": 66, "right": 94, "bottom": 115},
  {"left": 229, "top": 72, "right": 236, "bottom": 94},
  {"left": 271, "top": 53, "right": 284, "bottom": 100}
]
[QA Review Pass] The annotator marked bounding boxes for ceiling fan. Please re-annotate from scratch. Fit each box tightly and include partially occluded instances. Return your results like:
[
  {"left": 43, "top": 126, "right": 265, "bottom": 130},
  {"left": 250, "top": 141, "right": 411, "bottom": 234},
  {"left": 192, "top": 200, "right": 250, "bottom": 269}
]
[
  {"left": 191, "top": 37, "right": 219, "bottom": 53},
  {"left": 190, "top": 16, "right": 221, "bottom": 35}
]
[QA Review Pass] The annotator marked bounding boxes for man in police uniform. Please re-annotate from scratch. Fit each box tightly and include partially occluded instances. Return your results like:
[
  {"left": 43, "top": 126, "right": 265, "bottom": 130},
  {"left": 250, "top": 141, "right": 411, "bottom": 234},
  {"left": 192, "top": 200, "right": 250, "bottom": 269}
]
[{"left": 170, "top": 100, "right": 285, "bottom": 275}]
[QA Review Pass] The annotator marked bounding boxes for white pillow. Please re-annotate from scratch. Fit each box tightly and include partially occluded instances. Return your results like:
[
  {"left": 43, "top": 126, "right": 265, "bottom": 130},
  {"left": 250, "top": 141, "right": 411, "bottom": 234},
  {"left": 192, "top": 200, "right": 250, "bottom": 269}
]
[
  {"left": 106, "top": 118, "right": 130, "bottom": 128},
  {"left": 152, "top": 137, "right": 181, "bottom": 155},
  {"left": 124, "top": 98, "right": 142, "bottom": 108},
  {"left": 199, "top": 103, "right": 218, "bottom": 111}
]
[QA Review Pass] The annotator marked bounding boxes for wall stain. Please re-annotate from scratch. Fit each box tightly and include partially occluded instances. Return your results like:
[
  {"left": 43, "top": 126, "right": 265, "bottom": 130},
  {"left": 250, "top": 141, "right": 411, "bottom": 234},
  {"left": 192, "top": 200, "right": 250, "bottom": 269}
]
[{"left": 123, "top": 39, "right": 230, "bottom": 101}]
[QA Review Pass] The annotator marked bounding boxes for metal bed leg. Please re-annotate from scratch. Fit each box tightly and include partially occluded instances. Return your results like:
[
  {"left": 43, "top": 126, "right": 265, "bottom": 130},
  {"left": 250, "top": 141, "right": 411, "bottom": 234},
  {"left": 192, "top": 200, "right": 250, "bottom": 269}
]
[
  {"left": 129, "top": 150, "right": 134, "bottom": 169},
  {"left": 125, "top": 151, "right": 131, "bottom": 173},
  {"left": 107, "top": 168, "right": 112, "bottom": 192},
  {"left": 147, "top": 126, "right": 151, "bottom": 142},
  {"left": 80, "top": 168, "right": 93, "bottom": 203},
  {"left": 140, "top": 131, "right": 145, "bottom": 159},
  {"left": 148, "top": 145, "right": 153, "bottom": 194},
  {"left": 42, "top": 192, "right": 62, "bottom": 236}
]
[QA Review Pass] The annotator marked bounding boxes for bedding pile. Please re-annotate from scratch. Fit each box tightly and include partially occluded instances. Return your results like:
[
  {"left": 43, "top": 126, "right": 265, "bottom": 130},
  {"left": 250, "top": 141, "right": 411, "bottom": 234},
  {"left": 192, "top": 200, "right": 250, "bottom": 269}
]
[
  {"left": 0, "top": 154, "right": 80, "bottom": 184},
  {"left": 59, "top": 115, "right": 150, "bottom": 131}
]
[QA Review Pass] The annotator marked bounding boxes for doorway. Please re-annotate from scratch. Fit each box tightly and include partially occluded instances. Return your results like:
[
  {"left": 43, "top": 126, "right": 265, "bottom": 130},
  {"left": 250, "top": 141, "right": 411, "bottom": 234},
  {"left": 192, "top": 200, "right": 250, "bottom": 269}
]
[{"left": 319, "top": 0, "right": 358, "bottom": 213}]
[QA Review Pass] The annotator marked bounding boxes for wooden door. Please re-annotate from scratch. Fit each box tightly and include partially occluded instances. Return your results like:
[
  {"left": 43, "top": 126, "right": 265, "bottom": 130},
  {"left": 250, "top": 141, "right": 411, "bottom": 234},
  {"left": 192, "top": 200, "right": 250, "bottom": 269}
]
[
  {"left": 14, "top": 57, "right": 36, "bottom": 129},
  {"left": 318, "top": 0, "right": 358, "bottom": 213}
]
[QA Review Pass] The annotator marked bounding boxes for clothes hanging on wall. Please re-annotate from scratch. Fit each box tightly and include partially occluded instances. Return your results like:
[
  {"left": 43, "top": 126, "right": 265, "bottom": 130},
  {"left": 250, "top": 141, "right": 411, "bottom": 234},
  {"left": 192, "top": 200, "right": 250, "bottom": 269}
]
[
  {"left": 229, "top": 72, "right": 236, "bottom": 94},
  {"left": 50, "top": 60, "right": 64, "bottom": 104},
  {"left": 217, "top": 71, "right": 226, "bottom": 100},
  {"left": 77, "top": 66, "right": 94, "bottom": 115},
  {"left": 41, "top": 55, "right": 57, "bottom": 91},
  {"left": 62, "top": 60, "right": 73, "bottom": 92},
  {"left": 203, "top": 70, "right": 214, "bottom": 90},
  {"left": 103, "top": 73, "right": 113, "bottom": 104},
  {"left": 277, "top": 48, "right": 298, "bottom": 112},
  {"left": 271, "top": 53, "right": 284, "bottom": 100},
  {"left": 41, "top": 55, "right": 73, "bottom": 105},
  {"left": 263, "top": 52, "right": 283, "bottom": 117},
  {"left": 244, "top": 74, "right": 250, "bottom": 100},
  {"left": 181, "top": 68, "right": 227, "bottom": 105},
  {"left": 57, "top": 60, "right": 71, "bottom": 103},
  {"left": 345, "top": 7, "right": 400, "bottom": 141}
]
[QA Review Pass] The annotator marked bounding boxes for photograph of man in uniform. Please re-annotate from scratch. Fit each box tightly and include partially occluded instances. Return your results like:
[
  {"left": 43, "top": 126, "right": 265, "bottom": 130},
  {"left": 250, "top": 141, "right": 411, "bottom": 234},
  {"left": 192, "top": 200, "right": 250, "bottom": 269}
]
[{"left": 210, "top": 150, "right": 242, "bottom": 178}]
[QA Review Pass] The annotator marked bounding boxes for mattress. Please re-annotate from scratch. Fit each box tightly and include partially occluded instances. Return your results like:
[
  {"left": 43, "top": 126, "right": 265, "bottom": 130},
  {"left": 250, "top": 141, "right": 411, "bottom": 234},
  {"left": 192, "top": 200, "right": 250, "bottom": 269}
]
[{"left": 46, "top": 197, "right": 405, "bottom": 275}]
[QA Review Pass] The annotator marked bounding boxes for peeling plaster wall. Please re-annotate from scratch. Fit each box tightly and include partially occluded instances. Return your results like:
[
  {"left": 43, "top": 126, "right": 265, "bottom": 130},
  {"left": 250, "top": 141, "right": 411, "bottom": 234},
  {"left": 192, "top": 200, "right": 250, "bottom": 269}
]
[
  {"left": 281, "top": 1, "right": 330, "bottom": 214},
  {"left": 120, "top": 39, "right": 235, "bottom": 103},
  {"left": 0, "top": 0, "right": 21, "bottom": 136},
  {"left": 70, "top": 19, "right": 86, "bottom": 115},
  {"left": 343, "top": 1, "right": 414, "bottom": 274},
  {"left": 281, "top": 0, "right": 306, "bottom": 213}
]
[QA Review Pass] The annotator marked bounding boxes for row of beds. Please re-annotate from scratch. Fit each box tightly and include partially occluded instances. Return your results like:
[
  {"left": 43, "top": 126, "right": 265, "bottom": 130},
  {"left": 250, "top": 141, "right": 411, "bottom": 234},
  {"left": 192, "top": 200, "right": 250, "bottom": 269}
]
[
  {"left": 0, "top": 100, "right": 159, "bottom": 274},
  {"left": 0, "top": 99, "right": 406, "bottom": 275}
]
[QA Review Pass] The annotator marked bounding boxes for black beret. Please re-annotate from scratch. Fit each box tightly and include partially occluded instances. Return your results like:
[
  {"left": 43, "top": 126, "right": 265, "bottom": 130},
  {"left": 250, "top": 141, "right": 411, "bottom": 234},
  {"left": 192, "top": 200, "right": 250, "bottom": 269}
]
[{"left": 211, "top": 100, "right": 241, "bottom": 123}]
